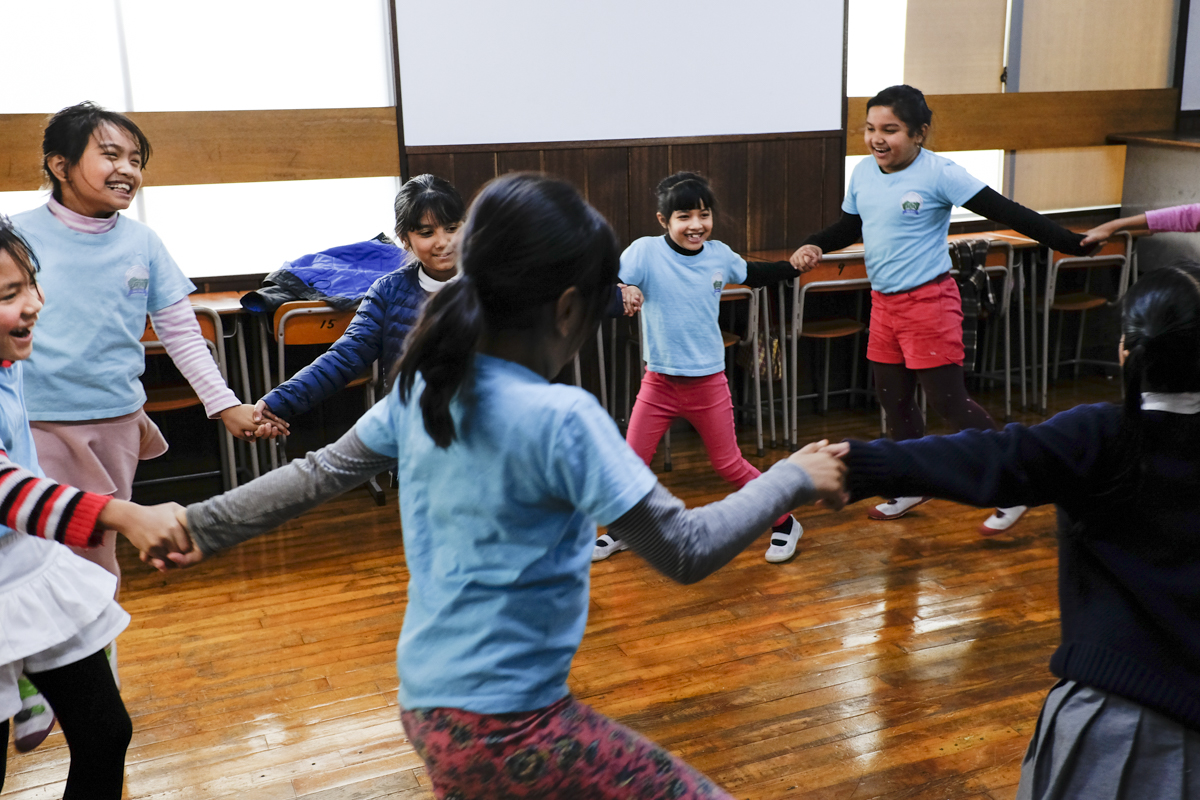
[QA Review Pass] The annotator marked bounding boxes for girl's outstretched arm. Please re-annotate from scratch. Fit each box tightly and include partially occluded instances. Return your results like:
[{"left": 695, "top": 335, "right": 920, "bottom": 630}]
[
  {"left": 840, "top": 403, "right": 1121, "bottom": 511},
  {"left": 1082, "top": 213, "right": 1148, "bottom": 247},
  {"left": 607, "top": 441, "right": 846, "bottom": 584},
  {"left": 961, "top": 187, "right": 1089, "bottom": 255},
  {"left": 789, "top": 211, "right": 864, "bottom": 271},
  {"left": 171, "top": 428, "right": 397, "bottom": 565}
]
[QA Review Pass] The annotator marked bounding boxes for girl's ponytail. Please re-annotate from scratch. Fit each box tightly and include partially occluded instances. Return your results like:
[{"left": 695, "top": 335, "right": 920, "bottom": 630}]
[{"left": 394, "top": 277, "right": 483, "bottom": 448}]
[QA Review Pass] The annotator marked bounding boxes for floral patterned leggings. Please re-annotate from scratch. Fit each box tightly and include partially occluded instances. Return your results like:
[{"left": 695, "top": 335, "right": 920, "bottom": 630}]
[{"left": 401, "top": 695, "right": 734, "bottom": 800}]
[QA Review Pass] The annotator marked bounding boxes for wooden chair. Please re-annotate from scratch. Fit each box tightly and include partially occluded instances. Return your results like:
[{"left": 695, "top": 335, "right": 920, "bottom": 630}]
[
  {"left": 260, "top": 300, "right": 383, "bottom": 503},
  {"left": 138, "top": 305, "right": 239, "bottom": 490},
  {"left": 1040, "top": 232, "right": 1131, "bottom": 414},
  {"left": 788, "top": 257, "right": 872, "bottom": 448}
]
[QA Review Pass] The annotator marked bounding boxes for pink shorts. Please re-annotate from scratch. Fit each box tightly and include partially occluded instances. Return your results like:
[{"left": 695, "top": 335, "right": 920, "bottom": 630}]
[{"left": 867, "top": 274, "right": 964, "bottom": 369}]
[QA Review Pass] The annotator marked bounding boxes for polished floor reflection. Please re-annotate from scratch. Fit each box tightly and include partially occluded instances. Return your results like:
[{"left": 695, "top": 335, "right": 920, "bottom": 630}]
[{"left": 2, "top": 375, "right": 1120, "bottom": 799}]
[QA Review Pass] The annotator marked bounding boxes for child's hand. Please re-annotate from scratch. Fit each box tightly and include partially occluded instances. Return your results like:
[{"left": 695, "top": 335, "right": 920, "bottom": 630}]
[
  {"left": 788, "top": 439, "right": 848, "bottom": 510},
  {"left": 252, "top": 400, "right": 290, "bottom": 439},
  {"left": 146, "top": 505, "right": 208, "bottom": 571},
  {"left": 790, "top": 245, "right": 823, "bottom": 273},
  {"left": 620, "top": 284, "right": 644, "bottom": 316},
  {"left": 220, "top": 403, "right": 278, "bottom": 441},
  {"left": 100, "top": 500, "right": 193, "bottom": 567},
  {"left": 1080, "top": 221, "right": 1120, "bottom": 248}
]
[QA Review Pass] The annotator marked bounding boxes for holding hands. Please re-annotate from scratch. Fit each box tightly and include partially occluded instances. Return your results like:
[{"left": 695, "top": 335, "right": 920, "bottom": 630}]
[
  {"left": 221, "top": 403, "right": 288, "bottom": 441},
  {"left": 98, "top": 499, "right": 196, "bottom": 567},
  {"left": 619, "top": 284, "right": 644, "bottom": 316},
  {"left": 789, "top": 439, "right": 849, "bottom": 510},
  {"left": 790, "top": 245, "right": 823, "bottom": 273}
]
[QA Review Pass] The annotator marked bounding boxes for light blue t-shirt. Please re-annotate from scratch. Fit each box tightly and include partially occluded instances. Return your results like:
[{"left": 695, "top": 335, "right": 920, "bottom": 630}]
[
  {"left": 354, "top": 353, "right": 657, "bottom": 713},
  {"left": 844, "top": 148, "right": 985, "bottom": 294},
  {"left": 0, "top": 363, "right": 44, "bottom": 541},
  {"left": 619, "top": 236, "right": 747, "bottom": 376},
  {"left": 12, "top": 205, "right": 195, "bottom": 420}
]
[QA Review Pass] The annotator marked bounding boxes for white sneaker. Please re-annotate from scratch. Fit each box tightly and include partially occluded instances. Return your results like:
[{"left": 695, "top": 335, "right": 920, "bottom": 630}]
[
  {"left": 979, "top": 505, "right": 1028, "bottom": 536},
  {"left": 867, "top": 496, "right": 931, "bottom": 520},
  {"left": 765, "top": 516, "right": 803, "bottom": 563},
  {"left": 592, "top": 534, "right": 628, "bottom": 562}
]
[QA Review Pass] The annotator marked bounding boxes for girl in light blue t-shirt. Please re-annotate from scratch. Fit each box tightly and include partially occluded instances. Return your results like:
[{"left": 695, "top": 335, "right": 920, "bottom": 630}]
[
  {"left": 163, "top": 173, "right": 847, "bottom": 800},
  {"left": 597, "top": 172, "right": 806, "bottom": 564},
  {"left": 793, "top": 84, "right": 1089, "bottom": 535}
]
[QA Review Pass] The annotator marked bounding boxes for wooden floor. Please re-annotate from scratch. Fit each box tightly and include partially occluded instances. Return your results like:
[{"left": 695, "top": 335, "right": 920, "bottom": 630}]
[{"left": 1, "top": 374, "right": 1124, "bottom": 799}]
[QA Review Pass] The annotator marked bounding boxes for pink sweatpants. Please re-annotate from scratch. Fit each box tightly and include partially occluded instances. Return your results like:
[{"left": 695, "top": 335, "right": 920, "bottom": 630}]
[{"left": 626, "top": 370, "right": 789, "bottom": 528}]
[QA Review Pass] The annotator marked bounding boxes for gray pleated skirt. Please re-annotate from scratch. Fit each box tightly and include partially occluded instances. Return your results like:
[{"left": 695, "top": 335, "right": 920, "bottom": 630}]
[{"left": 1017, "top": 679, "right": 1200, "bottom": 799}]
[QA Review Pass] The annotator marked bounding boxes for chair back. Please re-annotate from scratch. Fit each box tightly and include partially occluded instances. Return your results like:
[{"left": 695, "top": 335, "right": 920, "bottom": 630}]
[{"left": 273, "top": 301, "right": 358, "bottom": 346}]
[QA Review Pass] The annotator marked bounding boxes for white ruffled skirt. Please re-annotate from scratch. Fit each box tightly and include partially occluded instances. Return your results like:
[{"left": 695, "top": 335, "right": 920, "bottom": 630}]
[{"left": 0, "top": 532, "right": 129, "bottom": 719}]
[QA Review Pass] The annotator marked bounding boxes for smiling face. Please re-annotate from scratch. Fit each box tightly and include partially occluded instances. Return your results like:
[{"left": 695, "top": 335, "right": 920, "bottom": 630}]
[
  {"left": 50, "top": 122, "right": 144, "bottom": 218},
  {"left": 864, "top": 105, "right": 926, "bottom": 174},
  {"left": 0, "top": 249, "right": 43, "bottom": 363},
  {"left": 657, "top": 203, "right": 714, "bottom": 251},
  {"left": 402, "top": 212, "right": 462, "bottom": 281}
]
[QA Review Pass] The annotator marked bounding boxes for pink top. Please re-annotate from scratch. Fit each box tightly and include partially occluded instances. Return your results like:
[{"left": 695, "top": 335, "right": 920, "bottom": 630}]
[
  {"left": 41, "top": 199, "right": 240, "bottom": 417},
  {"left": 1145, "top": 204, "right": 1200, "bottom": 234}
]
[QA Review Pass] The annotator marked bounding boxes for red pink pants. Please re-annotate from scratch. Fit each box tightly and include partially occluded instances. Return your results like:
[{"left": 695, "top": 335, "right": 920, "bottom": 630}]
[{"left": 626, "top": 370, "right": 788, "bottom": 528}]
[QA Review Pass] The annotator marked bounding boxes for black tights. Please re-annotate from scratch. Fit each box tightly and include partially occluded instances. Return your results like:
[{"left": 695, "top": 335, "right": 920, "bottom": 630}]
[
  {"left": 1, "top": 648, "right": 131, "bottom": 799},
  {"left": 872, "top": 362, "right": 998, "bottom": 441}
]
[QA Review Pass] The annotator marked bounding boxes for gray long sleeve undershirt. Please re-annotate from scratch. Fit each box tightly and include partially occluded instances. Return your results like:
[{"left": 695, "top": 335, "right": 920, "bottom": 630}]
[{"left": 186, "top": 429, "right": 817, "bottom": 585}]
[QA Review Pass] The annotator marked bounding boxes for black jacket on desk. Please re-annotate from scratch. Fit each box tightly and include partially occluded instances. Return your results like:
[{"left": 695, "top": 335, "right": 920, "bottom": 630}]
[{"left": 845, "top": 402, "right": 1200, "bottom": 731}]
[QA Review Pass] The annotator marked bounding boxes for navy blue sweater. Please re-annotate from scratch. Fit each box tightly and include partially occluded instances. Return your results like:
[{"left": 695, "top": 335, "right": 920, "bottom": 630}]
[
  {"left": 846, "top": 402, "right": 1200, "bottom": 731},
  {"left": 263, "top": 263, "right": 427, "bottom": 418}
]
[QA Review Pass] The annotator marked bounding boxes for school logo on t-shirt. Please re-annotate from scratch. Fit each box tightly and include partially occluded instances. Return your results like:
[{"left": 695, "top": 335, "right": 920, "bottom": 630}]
[
  {"left": 125, "top": 265, "right": 150, "bottom": 297},
  {"left": 711, "top": 271, "right": 724, "bottom": 296},
  {"left": 900, "top": 191, "right": 924, "bottom": 215}
]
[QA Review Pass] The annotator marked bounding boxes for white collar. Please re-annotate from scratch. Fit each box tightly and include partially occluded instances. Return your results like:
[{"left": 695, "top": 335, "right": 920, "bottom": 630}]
[
  {"left": 418, "top": 266, "right": 458, "bottom": 293},
  {"left": 1141, "top": 392, "right": 1200, "bottom": 414}
]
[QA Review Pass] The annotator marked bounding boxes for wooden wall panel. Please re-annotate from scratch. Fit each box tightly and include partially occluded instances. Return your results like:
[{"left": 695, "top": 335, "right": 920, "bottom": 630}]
[
  {"left": 452, "top": 152, "right": 498, "bottom": 203},
  {"left": 628, "top": 146, "right": 669, "bottom": 241},
  {"left": 707, "top": 143, "right": 750, "bottom": 254},
  {"left": 586, "top": 148, "right": 630, "bottom": 248},
  {"left": 747, "top": 140, "right": 788, "bottom": 251},
  {"left": 1018, "top": 0, "right": 1175, "bottom": 92},
  {"left": 904, "top": 0, "right": 1007, "bottom": 95},
  {"left": 497, "top": 150, "right": 543, "bottom": 175},
  {"left": 405, "top": 132, "right": 844, "bottom": 252},
  {"left": 845, "top": 89, "right": 1178, "bottom": 155},
  {"left": 785, "top": 138, "right": 828, "bottom": 244},
  {"left": 822, "top": 137, "right": 845, "bottom": 227},
  {"left": 0, "top": 108, "right": 400, "bottom": 192},
  {"left": 1011, "top": 146, "right": 1127, "bottom": 211}
]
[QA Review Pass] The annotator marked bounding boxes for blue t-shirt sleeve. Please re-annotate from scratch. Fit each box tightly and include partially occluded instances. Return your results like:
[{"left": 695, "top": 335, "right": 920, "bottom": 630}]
[
  {"left": 618, "top": 240, "right": 647, "bottom": 286},
  {"left": 716, "top": 243, "right": 747, "bottom": 285},
  {"left": 842, "top": 161, "right": 862, "bottom": 215},
  {"left": 146, "top": 231, "right": 197, "bottom": 313},
  {"left": 938, "top": 158, "right": 987, "bottom": 207},
  {"left": 353, "top": 390, "right": 400, "bottom": 458},
  {"left": 548, "top": 397, "right": 657, "bottom": 526}
]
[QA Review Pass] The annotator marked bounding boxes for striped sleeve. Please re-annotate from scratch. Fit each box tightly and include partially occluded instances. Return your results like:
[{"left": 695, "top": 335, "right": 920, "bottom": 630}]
[{"left": 0, "top": 450, "right": 111, "bottom": 548}]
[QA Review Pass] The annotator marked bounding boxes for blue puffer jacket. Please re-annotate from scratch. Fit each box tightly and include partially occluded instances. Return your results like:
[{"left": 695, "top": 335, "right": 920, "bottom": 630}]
[{"left": 262, "top": 262, "right": 428, "bottom": 419}]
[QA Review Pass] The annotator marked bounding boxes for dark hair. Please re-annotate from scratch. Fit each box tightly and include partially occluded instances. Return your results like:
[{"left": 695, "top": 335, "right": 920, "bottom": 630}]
[
  {"left": 656, "top": 171, "right": 717, "bottom": 219},
  {"left": 1097, "top": 262, "right": 1200, "bottom": 501},
  {"left": 866, "top": 85, "right": 933, "bottom": 136},
  {"left": 0, "top": 217, "right": 40, "bottom": 287},
  {"left": 394, "top": 174, "right": 466, "bottom": 241},
  {"left": 42, "top": 102, "right": 152, "bottom": 200},
  {"left": 395, "top": 172, "right": 619, "bottom": 447}
]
